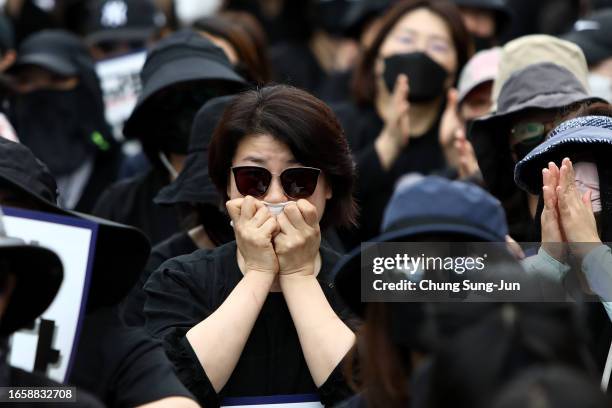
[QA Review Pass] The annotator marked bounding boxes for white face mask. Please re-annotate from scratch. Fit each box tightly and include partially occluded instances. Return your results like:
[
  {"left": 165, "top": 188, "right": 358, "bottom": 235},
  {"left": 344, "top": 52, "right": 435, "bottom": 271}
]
[
  {"left": 174, "top": 0, "right": 222, "bottom": 26},
  {"left": 574, "top": 161, "right": 601, "bottom": 213},
  {"left": 588, "top": 73, "right": 612, "bottom": 103}
]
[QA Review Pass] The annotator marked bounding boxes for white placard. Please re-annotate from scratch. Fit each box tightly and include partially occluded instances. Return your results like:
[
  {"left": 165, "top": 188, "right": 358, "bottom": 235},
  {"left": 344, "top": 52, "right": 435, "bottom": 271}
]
[
  {"left": 96, "top": 51, "right": 147, "bottom": 139},
  {"left": 3, "top": 206, "right": 97, "bottom": 383}
]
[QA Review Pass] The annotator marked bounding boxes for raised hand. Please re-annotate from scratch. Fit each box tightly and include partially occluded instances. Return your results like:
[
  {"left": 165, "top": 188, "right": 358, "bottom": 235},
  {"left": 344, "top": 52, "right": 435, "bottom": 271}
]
[
  {"left": 273, "top": 200, "right": 321, "bottom": 277},
  {"left": 227, "top": 196, "right": 280, "bottom": 275},
  {"left": 376, "top": 74, "right": 411, "bottom": 170},
  {"left": 438, "top": 87, "right": 463, "bottom": 168},
  {"left": 455, "top": 129, "right": 481, "bottom": 180},
  {"left": 556, "top": 158, "right": 601, "bottom": 257},
  {"left": 541, "top": 162, "right": 566, "bottom": 261}
]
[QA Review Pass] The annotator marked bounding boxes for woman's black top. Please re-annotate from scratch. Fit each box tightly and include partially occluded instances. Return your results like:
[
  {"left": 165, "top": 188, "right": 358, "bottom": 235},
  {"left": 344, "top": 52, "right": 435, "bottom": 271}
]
[
  {"left": 69, "top": 307, "right": 196, "bottom": 407},
  {"left": 144, "top": 241, "right": 355, "bottom": 407},
  {"left": 92, "top": 167, "right": 181, "bottom": 245},
  {"left": 333, "top": 103, "right": 446, "bottom": 247}
]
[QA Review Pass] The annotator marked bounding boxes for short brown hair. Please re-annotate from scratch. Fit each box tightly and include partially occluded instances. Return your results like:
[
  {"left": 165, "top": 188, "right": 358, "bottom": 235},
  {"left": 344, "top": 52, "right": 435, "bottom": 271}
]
[
  {"left": 351, "top": 0, "right": 473, "bottom": 106},
  {"left": 208, "top": 85, "right": 358, "bottom": 228}
]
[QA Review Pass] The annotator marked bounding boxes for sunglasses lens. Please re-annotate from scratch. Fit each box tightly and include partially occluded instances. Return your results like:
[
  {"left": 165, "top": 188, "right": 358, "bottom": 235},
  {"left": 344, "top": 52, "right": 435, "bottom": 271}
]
[
  {"left": 281, "top": 168, "right": 320, "bottom": 199},
  {"left": 233, "top": 167, "right": 271, "bottom": 197}
]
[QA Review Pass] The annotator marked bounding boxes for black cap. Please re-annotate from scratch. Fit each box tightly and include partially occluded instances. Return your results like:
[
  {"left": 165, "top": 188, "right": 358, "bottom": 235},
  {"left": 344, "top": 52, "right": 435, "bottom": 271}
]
[
  {"left": 85, "top": 0, "right": 166, "bottom": 45},
  {"left": 123, "top": 29, "right": 246, "bottom": 141},
  {"left": 11, "top": 30, "right": 91, "bottom": 76},
  {"left": 155, "top": 95, "right": 236, "bottom": 206},
  {"left": 562, "top": 9, "right": 612, "bottom": 66},
  {"left": 0, "top": 138, "right": 150, "bottom": 311}
]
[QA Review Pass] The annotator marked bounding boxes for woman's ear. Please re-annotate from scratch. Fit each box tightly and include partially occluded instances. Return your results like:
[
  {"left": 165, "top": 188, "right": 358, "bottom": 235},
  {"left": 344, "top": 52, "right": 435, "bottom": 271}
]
[
  {"left": 374, "top": 56, "right": 385, "bottom": 78},
  {"left": 325, "top": 178, "right": 333, "bottom": 200}
]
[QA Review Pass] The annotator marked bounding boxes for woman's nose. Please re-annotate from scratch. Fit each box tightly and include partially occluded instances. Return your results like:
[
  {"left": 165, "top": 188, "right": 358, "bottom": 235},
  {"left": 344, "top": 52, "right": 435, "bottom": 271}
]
[{"left": 264, "top": 178, "right": 288, "bottom": 203}]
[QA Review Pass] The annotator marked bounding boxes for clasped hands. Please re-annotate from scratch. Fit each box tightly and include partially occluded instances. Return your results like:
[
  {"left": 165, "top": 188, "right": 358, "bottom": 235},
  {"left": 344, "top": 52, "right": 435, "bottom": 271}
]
[
  {"left": 541, "top": 158, "right": 601, "bottom": 261},
  {"left": 226, "top": 196, "right": 321, "bottom": 278}
]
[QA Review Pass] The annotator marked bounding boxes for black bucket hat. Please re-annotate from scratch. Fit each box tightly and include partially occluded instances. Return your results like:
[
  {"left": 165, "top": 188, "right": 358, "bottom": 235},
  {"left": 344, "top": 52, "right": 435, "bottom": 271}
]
[
  {"left": 469, "top": 62, "right": 605, "bottom": 201},
  {"left": 123, "top": 29, "right": 246, "bottom": 142},
  {"left": 84, "top": 0, "right": 166, "bottom": 46},
  {"left": 0, "top": 207, "right": 63, "bottom": 335},
  {"left": 515, "top": 116, "right": 612, "bottom": 195},
  {"left": 0, "top": 138, "right": 150, "bottom": 311},
  {"left": 562, "top": 9, "right": 612, "bottom": 67},
  {"left": 154, "top": 95, "right": 236, "bottom": 207}
]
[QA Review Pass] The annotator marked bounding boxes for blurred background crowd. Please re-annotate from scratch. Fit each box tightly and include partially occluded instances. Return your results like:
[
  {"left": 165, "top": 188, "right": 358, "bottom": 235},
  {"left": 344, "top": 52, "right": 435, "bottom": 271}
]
[{"left": 2, "top": 0, "right": 612, "bottom": 407}]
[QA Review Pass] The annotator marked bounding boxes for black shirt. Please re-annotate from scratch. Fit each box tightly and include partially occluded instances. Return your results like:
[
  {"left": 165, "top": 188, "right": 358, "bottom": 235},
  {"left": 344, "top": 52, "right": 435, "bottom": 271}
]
[
  {"left": 122, "top": 231, "right": 198, "bottom": 327},
  {"left": 333, "top": 103, "right": 446, "bottom": 247},
  {"left": 92, "top": 167, "right": 181, "bottom": 245},
  {"left": 69, "top": 307, "right": 195, "bottom": 407},
  {"left": 144, "top": 241, "right": 355, "bottom": 407},
  {"left": 74, "top": 148, "right": 122, "bottom": 214}
]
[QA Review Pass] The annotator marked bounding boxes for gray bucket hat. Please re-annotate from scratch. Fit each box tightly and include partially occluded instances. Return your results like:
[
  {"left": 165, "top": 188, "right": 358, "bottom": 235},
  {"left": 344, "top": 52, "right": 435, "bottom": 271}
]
[
  {"left": 469, "top": 62, "right": 605, "bottom": 201},
  {"left": 515, "top": 115, "right": 612, "bottom": 195}
]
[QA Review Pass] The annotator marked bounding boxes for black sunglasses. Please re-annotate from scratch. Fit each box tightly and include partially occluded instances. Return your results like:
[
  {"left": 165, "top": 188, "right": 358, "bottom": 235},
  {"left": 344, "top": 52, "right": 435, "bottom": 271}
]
[{"left": 231, "top": 166, "right": 321, "bottom": 199}]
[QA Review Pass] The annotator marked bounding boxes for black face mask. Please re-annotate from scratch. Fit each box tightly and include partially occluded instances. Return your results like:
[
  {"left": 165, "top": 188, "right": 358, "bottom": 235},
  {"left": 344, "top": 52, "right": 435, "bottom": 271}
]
[
  {"left": 152, "top": 89, "right": 218, "bottom": 155},
  {"left": 156, "top": 108, "right": 198, "bottom": 155},
  {"left": 383, "top": 52, "right": 448, "bottom": 103},
  {"left": 11, "top": 88, "right": 95, "bottom": 176}
]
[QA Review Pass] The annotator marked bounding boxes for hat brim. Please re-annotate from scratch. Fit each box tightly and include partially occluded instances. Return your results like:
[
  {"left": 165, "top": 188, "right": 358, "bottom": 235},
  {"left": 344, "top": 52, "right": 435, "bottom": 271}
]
[
  {"left": 332, "top": 223, "right": 505, "bottom": 316},
  {"left": 0, "top": 241, "right": 63, "bottom": 335},
  {"left": 457, "top": 77, "right": 495, "bottom": 107},
  {"left": 154, "top": 152, "right": 220, "bottom": 206},
  {"left": 0, "top": 172, "right": 150, "bottom": 311},
  {"left": 124, "top": 57, "right": 245, "bottom": 139},
  {"left": 12, "top": 53, "right": 77, "bottom": 76},
  {"left": 515, "top": 126, "right": 612, "bottom": 195}
]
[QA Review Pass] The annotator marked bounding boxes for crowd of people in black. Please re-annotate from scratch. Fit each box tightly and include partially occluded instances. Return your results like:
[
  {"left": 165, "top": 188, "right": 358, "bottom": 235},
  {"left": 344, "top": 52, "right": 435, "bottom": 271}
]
[{"left": 2, "top": 0, "right": 612, "bottom": 407}]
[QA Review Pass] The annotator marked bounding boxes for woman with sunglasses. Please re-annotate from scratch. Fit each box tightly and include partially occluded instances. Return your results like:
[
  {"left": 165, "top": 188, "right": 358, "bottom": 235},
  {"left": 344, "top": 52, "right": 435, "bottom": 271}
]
[{"left": 144, "top": 85, "right": 358, "bottom": 407}]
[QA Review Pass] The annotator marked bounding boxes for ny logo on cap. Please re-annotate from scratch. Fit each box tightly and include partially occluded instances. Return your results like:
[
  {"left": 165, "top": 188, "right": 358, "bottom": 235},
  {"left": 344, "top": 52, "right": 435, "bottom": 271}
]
[{"left": 101, "top": 0, "right": 128, "bottom": 28}]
